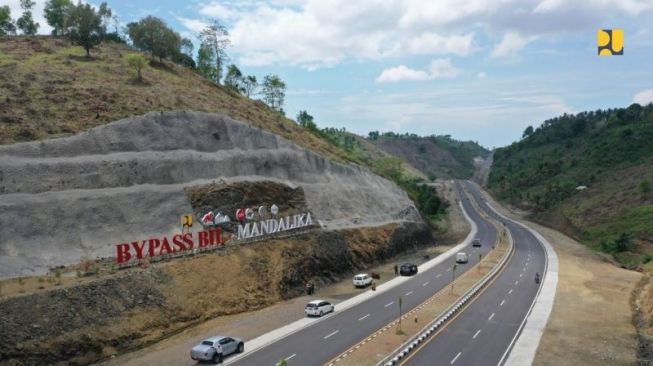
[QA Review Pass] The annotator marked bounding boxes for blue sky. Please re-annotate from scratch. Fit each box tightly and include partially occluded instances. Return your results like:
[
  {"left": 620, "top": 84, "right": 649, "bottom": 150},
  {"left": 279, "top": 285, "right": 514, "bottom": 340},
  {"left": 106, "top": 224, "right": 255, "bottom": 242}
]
[{"left": 7, "top": 0, "right": 653, "bottom": 148}]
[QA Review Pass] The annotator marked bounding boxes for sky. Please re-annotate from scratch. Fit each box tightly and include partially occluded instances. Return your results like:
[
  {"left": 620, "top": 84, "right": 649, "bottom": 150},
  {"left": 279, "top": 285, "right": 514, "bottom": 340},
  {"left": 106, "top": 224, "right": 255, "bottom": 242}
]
[{"left": 5, "top": 0, "right": 653, "bottom": 148}]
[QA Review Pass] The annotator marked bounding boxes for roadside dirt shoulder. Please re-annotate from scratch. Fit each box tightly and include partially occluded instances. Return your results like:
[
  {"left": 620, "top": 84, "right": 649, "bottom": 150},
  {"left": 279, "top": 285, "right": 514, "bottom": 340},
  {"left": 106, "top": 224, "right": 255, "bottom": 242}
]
[{"left": 477, "top": 186, "right": 642, "bottom": 366}]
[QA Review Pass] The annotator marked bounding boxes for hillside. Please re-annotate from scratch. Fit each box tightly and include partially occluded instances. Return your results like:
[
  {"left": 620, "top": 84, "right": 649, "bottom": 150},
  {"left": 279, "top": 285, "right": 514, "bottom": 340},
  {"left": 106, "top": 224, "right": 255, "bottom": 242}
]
[
  {"left": 488, "top": 104, "right": 653, "bottom": 268},
  {"left": 0, "top": 37, "right": 354, "bottom": 164},
  {"left": 369, "top": 132, "right": 489, "bottom": 180}
]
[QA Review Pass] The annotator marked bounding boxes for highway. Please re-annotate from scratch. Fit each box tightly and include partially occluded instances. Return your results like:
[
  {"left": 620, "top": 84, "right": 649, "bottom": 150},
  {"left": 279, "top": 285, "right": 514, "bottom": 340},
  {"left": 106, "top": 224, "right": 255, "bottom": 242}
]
[
  {"left": 228, "top": 183, "right": 499, "bottom": 366},
  {"left": 400, "top": 181, "right": 546, "bottom": 366}
]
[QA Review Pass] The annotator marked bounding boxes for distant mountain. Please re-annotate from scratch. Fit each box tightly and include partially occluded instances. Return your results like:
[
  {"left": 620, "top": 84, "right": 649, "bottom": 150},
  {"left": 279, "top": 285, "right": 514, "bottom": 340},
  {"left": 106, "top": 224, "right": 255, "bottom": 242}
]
[
  {"left": 368, "top": 132, "right": 489, "bottom": 180},
  {"left": 489, "top": 104, "right": 653, "bottom": 269}
]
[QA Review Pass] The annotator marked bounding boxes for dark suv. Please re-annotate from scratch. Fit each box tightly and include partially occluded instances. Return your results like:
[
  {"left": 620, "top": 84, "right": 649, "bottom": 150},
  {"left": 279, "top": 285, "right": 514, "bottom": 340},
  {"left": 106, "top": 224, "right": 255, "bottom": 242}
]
[{"left": 400, "top": 263, "right": 418, "bottom": 276}]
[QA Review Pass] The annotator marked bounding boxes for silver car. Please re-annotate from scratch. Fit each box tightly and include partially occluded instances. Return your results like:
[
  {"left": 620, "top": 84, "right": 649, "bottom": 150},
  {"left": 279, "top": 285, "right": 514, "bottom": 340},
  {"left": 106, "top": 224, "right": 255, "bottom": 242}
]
[{"left": 190, "top": 336, "right": 244, "bottom": 364}]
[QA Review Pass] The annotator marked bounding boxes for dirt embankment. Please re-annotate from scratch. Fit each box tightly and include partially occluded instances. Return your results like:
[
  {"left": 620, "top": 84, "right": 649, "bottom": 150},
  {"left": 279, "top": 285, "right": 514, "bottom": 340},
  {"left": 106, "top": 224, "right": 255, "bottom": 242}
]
[{"left": 0, "top": 221, "right": 431, "bottom": 366}]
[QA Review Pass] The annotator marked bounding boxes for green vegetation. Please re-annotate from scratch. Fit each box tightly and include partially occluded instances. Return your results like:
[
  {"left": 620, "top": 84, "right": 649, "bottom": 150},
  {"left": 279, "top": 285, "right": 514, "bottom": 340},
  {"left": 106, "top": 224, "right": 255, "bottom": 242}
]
[
  {"left": 489, "top": 103, "right": 653, "bottom": 268},
  {"left": 0, "top": 5, "right": 17, "bottom": 35},
  {"left": 126, "top": 53, "right": 147, "bottom": 81},
  {"left": 66, "top": 2, "right": 103, "bottom": 57},
  {"left": 367, "top": 131, "right": 488, "bottom": 179},
  {"left": 16, "top": 0, "right": 39, "bottom": 36}
]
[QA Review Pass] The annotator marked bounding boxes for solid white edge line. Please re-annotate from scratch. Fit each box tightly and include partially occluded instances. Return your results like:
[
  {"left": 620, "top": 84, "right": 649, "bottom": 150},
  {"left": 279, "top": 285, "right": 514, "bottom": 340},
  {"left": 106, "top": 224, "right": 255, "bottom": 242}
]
[{"left": 464, "top": 181, "right": 558, "bottom": 366}]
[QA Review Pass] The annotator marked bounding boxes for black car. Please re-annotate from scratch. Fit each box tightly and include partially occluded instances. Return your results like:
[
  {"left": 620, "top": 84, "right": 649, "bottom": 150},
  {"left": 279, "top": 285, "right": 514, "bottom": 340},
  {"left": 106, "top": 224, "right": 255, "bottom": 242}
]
[{"left": 399, "top": 263, "right": 418, "bottom": 276}]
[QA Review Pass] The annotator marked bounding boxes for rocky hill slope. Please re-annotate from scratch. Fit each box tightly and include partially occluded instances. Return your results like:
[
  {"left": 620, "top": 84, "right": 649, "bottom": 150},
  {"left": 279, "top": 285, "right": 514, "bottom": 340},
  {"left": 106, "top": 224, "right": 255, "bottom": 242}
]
[{"left": 0, "top": 111, "right": 422, "bottom": 278}]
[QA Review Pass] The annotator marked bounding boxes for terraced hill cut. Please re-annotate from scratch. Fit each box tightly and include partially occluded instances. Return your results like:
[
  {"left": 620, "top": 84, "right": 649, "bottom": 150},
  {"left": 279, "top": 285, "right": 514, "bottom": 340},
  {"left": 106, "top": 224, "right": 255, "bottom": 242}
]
[{"left": 0, "top": 111, "right": 421, "bottom": 278}]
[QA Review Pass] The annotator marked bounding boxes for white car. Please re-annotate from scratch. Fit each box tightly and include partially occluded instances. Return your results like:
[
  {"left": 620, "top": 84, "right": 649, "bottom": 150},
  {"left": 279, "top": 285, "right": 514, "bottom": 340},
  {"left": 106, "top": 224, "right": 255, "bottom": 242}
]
[
  {"left": 190, "top": 336, "right": 244, "bottom": 363},
  {"left": 305, "top": 299, "right": 334, "bottom": 317},
  {"left": 456, "top": 252, "right": 469, "bottom": 263},
  {"left": 353, "top": 273, "right": 373, "bottom": 288}
]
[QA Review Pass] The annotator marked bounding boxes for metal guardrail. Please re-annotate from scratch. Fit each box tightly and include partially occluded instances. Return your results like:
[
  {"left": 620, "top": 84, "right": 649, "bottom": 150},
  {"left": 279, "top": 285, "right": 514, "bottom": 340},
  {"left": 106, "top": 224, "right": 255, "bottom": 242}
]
[{"left": 377, "top": 226, "right": 515, "bottom": 366}]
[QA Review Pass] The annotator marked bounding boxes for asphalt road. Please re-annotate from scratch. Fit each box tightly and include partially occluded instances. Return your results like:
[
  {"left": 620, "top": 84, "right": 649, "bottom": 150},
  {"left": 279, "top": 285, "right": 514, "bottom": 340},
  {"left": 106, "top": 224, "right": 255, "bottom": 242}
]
[
  {"left": 401, "top": 181, "right": 546, "bottom": 366},
  {"left": 228, "top": 183, "right": 498, "bottom": 366}
]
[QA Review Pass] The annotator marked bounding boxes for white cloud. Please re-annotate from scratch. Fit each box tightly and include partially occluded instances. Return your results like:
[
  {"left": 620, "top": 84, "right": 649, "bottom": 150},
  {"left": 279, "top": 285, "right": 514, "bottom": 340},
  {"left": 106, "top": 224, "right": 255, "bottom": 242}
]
[
  {"left": 5, "top": 0, "right": 52, "bottom": 35},
  {"left": 176, "top": 16, "right": 209, "bottom": 33},
  {"left": 376, "top": 66, "right": 431, "bottom": 83},
  {"left": 376, "top": 58, "right": 459, "bottom": 83},
  {"left": 633, "top": 89, "right": 653, "bottom": 105},
  {"left": 477, "top": 72, "right": 487, "bottom": 79},
  {"left": 534, "top": 0, "right": 653, "bottom": 15},
  {"left": 491, "top": 32, "right": 538, "bottom": 58},
  {"left": 403, "top": 32, "right": 475, "bottom": 56},
  {"left": 199, "top": 2, "right": 241, "bottom": 19}
]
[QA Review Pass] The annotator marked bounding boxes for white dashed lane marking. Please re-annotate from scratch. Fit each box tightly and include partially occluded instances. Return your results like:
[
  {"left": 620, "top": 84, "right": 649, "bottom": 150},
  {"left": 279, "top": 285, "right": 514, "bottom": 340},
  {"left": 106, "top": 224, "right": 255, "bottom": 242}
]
[
  {"left": 405, "top": 291, "right": 413, "bottom": 296},
  {"left": 473, "top": 329, "right": 481, "bottom": 339},
  {"left": 451, "top": 352, "right": 462, "bottom": 364},
  {"left": 358, "top": 314, "right": 370, "bottom": 321},
  {"left": 489, "top": 313, "right": 495, "bottom": 321},
  {"left": 423, "top": 281, "right": 430, "bottom": 286},
  {"left": 385, "top": 301, "right": 394, "bottom": 308}
]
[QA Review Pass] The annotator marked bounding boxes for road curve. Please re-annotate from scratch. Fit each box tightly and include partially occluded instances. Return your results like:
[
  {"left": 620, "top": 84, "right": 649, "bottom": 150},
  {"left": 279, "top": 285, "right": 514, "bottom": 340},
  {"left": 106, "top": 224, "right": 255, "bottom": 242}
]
[
  {"left": 226, "top": 184, "right": 498, "bottom": 366},
  {"left": 400, "top": 181, "right": 546, "bottom": 366}
]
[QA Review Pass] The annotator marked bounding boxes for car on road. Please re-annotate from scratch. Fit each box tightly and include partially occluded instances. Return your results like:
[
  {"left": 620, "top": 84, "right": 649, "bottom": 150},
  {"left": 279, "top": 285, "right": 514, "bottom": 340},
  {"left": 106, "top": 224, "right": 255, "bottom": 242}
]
[
  {"left": 456, "top": 252, "right": 469, "bottom": 263},
  {"left": 353, "top": 273, "right": 373, "bottom": 288},
  {"left": 190, "top": 336, "right": 244, "bottom": 364},
  {"left": 305, "top": 299, "right": 334, "bottom": 317},
  {"left": 472, "top": 238, "right": 482, "bottom": 247},
  {"left": 399, "top": 263, "right": 418, "bottom": 276}
]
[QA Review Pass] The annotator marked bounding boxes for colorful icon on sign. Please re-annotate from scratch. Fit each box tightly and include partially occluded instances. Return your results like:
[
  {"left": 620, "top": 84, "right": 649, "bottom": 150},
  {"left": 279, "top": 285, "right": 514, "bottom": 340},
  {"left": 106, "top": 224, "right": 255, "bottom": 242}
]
[
  {"left": 236, "top": 208, "right": 246, "bottom": 222},
  {"left": 245, "top": 208, "right": 255, "bottom": 220},
  {"left": 598, "top": 29, "right": 623, "bottom": 56},
  {"left": 181, "top": 214, "right": 193, "bottom": 227},
  {"left": 271, "top": 204, "right": 279, "bottom": 216},
  {"left": 201, "top": 211, "right": 214, "bottom": 225},
  {"left": 258, "top": 206, "right": 266, "bottom": 219}
]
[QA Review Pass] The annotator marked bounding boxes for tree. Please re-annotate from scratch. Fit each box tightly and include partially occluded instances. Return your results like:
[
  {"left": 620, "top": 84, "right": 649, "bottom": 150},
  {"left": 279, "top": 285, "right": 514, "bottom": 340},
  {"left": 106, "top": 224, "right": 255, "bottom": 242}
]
[
  {"left": 16, "top": 0, "right": 39, "bottom": 35},
  {"left": 127, "top": 16, "right": 182, "bottom": 62},
  {"left": 44, "top": 0, "right": 72, "bottom": 36},
  {"left": 66, "top": 2, "right": 103, "bottom": 57},
  {"left": 242, "top": 75, "right": 257, "bottom": 97},
  {"left": 126, "top": 54, "right": 146, "bottom": 81},
  {"left": 296, "top": 110, "right": 314, "bottom": 127},
  {"left": 368, "top": 131, "right": 380, "bottom": 140},
  {"left": 98, "top": 2, "right": 112, "bottom": 39},
  {"left": 224, "top": 64, "right": 244, "bottom": 93},
  {"left": 197, "top": 42, "right": 218, "bottom": 83},
  {"left": 522, "top": 125, "right": 534, "bottom": 138},
  {"left": 261, "top": 74, "right": 286, "bottom": 112},
  {"left": 198, "top": 19, "right": 230, "bottom": 85},
  {"left": 0, "top": 6, "right": 16, "bottom": 36}
]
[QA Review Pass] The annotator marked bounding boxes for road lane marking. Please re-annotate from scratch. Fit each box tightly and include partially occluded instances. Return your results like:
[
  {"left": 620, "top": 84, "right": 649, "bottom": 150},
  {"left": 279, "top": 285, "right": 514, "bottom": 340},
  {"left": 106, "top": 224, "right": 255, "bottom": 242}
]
[
  {"left": 519, "top": 273, "right": 523, "bottom": 278},
  {"left": 385, "top": 301, "right": 394, "bottom": 308},
  {"left": 423, "top": 281, "right": 430, "bottom": 286},
  {"left": 358, "top": 314, "right": 370, "bottom": 321},
  {"left": 515, "top": 280, "right": 519, "bottom": 285},
  {"left": 473, "top": 329, "right": 481, "bottom": 339},
  {"left": 405, "top": 291, "right": 413, "bottom": 296},
  {"left": 446, "top": 268, "right": 452, "bottom": 272},
  {"left": 324, "top": 330, "right": 339, "bottom": 339},
  {"left": 489, "top": 313, "right": 495, "bottom": 321},
  {"left": 500, "top": 299, "right": 505, "bottom": 306},
  {"left": 436, "top": 274, "right": 443, "bottom": 278},
  {"left": 451, "top": 352, "right": 462, "bottom": 364},
  {"left": 508, "top": 289, "right": 513, "bottom": 294},
  {"left": 285, "top": 353, "right": 296, "bottom": 361}
]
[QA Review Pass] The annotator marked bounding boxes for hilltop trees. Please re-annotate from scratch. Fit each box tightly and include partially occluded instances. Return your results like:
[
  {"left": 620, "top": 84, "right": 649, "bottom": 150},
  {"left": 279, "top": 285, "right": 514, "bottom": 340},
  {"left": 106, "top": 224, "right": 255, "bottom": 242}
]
[
  {"left": 224, "top": 64, "right": 244, "bottom": 93},
  {"left": 66, "top": 2, "right": 103, "bottom": 57},
  {"left": 262, "top": 74, "right": 286, "bottom": 112},
  {"left": 44, "top": 0, "right": 72, "bottom": 36},
  {"left": 0, "top": 6, "right": 16, "bottom": 36},
  {"left": 198, "top": 20, "right": 230, "bottom": 85},
  {"left": 242, "top": 75, "right": 258, "bottom": 97},
  {"left": 16, "top": 0, "right": 39, "bottom": 35},
  {"left": 127, "top": 16, "right": 188, "bottom": 63}
]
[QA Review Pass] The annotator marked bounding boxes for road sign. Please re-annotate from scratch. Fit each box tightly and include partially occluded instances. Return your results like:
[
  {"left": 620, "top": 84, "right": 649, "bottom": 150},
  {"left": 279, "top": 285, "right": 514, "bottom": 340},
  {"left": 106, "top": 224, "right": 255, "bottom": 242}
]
[{"left": 182, "top": 214, "right": 193, "bottom": 228}]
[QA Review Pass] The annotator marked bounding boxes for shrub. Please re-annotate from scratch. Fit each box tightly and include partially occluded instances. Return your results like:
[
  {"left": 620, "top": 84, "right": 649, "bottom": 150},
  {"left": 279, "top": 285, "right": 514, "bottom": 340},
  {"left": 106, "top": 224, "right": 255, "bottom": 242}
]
[{"left": 126, "top": 53, "right": 147, "bottom": 81}]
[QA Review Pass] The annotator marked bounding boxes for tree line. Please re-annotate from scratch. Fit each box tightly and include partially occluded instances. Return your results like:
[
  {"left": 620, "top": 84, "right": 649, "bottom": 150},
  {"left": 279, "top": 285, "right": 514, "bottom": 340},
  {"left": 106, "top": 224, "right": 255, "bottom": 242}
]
[{"left": 0, "top": 1, "right": 287, "bottom": 113}]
